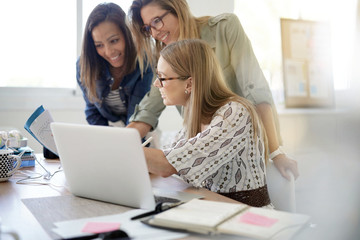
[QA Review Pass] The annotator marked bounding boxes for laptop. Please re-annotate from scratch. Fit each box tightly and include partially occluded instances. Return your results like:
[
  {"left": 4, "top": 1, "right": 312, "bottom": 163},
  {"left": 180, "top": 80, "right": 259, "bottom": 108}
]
[{"left": 50, "top": 122, "right": 201, "bottom": 210}]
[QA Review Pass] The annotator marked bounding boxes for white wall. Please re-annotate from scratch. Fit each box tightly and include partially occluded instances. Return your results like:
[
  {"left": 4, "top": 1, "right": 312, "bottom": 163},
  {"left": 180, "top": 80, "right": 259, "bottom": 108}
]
[{"left": 187, "top": 0, "right": 234, "bottom": 17}]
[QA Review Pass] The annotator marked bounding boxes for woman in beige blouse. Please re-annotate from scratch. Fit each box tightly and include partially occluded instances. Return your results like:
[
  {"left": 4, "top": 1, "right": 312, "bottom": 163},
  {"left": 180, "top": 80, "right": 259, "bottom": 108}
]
[
  {"left": 127, "top": 0, "right": 298, "bottom": 181},
  {"left": 143, "top": 39, "right": 272, "bottom": 207}
]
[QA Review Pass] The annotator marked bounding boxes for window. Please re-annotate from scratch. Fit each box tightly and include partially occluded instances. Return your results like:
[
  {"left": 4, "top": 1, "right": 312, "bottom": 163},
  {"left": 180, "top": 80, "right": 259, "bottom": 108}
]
[
  {"left": 0, "top": 0, "right": 133, "bottom": 89},
  {"left": 0, "top": 1, "right": 76, "bottom": 88},
  {"left": 234, "top": 0, "right": 357, "bottom": 104}
]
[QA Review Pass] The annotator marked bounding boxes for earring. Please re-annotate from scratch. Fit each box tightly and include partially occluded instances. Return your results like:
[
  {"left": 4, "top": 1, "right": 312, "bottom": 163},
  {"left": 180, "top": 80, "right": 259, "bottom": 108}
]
[{"left": 185, "top": 90, "right": 188, "bottom": 94}]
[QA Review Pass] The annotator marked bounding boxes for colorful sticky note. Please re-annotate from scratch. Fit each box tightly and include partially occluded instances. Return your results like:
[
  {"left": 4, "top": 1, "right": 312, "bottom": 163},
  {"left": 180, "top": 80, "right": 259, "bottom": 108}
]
[
  {"left": 238, "top": 212, "right": 278, "bottom": 227},
  {"left": 82, "top": 222, "right": 121, "bottom": 234}
]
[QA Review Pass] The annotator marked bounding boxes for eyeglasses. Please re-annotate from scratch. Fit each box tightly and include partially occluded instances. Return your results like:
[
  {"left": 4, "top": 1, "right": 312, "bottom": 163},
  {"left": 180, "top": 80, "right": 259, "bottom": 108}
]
[
  {"left": 141, "top": 11, "right": 170, "bottom": 37},
  {"left": 156, "top": 74, "right": 189, "bottom": 87}
]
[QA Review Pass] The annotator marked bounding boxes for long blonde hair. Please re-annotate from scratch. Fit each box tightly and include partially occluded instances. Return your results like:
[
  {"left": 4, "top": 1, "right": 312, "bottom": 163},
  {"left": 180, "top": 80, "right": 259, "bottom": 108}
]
[
  {"left": 128, "top": 0, "right": 208, "bottom": 73},
  {"left": 160, "top": 39, "right": 268, "bottom": 161}
]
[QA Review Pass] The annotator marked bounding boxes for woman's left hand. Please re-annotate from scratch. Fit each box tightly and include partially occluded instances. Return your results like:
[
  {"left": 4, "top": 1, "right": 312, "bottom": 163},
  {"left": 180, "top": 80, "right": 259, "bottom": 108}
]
[{"left": 272, "top": 154, "right": 299, "bottom": 181}]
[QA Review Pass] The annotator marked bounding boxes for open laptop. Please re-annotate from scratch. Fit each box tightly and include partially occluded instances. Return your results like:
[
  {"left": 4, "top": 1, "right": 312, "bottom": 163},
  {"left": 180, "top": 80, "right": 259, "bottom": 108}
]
[{"left": 50, "top": 122, "right": 201, "bottom": 210}]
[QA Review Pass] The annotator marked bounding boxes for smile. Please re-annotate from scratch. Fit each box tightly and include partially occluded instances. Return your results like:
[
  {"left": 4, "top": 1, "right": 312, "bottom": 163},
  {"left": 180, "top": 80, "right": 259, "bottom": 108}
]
[
  {"left": 111, "top": 55, "right": 119, "bottom": 60},
  {"left": 160, "top": 32, "right": 169, "bottom": 42}
]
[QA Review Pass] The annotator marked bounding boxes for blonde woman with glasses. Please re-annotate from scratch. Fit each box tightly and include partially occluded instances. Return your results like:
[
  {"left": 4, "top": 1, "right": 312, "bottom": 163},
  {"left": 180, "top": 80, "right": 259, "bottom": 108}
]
[
  {"left": 127, "top": 0, "right": 298, "bottom": 181},
  {"left": 143, "top": 39, "right": 272, "bottom": 207}
]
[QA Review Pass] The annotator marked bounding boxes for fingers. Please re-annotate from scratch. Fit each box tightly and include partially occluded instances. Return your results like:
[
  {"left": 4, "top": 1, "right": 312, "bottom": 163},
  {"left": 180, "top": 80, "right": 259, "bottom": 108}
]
[
  {"left": 292, "top": 166, "right": 299, "bottom": 180},
  {"left": 282, "top": 164, "right": 299, "bottom": 181},
  {"left": 289, "top": 161, "right": 299, "bottom": 180},
  {"left": 280, "top": 169, "right": 292, "bottom": 181},
  {"left": 273, "top": 154, "right": 300, "bottom": 181}
]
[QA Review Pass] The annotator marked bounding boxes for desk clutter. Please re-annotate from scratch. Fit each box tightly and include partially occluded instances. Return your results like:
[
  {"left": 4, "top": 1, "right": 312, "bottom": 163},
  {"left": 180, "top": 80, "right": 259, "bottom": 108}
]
[
  {"left": 52, "top": 209, "right": 188, "bottom": 240},
  {"left": 0, "top": 129, "right": 27, "bottom": 149},
  {"left": 12, "top": 155, "right": 312, "bottom": 239},
  {"left": 22, "top": 193, "right": 311, "bottom": 240},
  {"left": 22, "top": 195, "right": 188, "bottom": 240},
  {"left": 0, "top": 130, "right": 36, "bottom": 168},
  {"left": 12, "top": 146, "right": 36, "bottom": 168},
  {"left": 0, "top": 130, "right": 36, "bottom": 182}
]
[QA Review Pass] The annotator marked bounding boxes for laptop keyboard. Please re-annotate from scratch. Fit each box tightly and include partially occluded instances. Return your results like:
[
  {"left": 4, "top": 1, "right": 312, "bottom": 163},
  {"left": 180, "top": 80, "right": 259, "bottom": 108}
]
[{"left": 154, "top": 195, "right": 181, "bottom": 204}]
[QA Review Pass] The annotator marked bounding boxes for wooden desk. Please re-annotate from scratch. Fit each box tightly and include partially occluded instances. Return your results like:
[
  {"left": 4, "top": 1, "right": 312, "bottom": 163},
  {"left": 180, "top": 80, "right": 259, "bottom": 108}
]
[{"left": 0, "top": 156, "right": 238, "bottom": 240}]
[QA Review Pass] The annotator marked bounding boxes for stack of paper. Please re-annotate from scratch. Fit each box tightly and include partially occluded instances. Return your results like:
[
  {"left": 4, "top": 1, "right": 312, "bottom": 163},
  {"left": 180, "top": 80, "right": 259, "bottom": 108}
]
[
  {"left": 12, "top": 146, "right": 36, "bottom": 168},
  {"left": 52, "top": 209, "right": 188, "bottom": 240}
]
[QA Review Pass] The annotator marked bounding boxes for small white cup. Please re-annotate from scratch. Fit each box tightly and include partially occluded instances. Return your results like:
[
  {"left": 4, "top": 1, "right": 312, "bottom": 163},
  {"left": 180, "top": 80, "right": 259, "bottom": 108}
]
[
  {"left": 0, "top": 217, "right": 19, "bottom": 240},
  {"left": 0, "top": 149, "right": 22, "bottom": 182}
]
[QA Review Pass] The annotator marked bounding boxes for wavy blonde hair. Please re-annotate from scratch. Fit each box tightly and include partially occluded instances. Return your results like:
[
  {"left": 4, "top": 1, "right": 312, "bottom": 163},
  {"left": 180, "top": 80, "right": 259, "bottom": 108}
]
[
  {"left": 160, "top": 39, "right": 268, "bottom": 161},
  {"left": 128, "top": 0, "right": 208, "bottom": 73}
]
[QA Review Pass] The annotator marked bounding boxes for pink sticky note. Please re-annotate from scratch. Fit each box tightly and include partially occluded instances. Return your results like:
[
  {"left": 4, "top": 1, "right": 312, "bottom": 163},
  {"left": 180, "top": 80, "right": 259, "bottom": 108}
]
[
  {"left": 82, "top": 222, "right": 121, "bottom": 234},
  {"left": 238, "top": 212, "right": 278, "bottom": 227}
]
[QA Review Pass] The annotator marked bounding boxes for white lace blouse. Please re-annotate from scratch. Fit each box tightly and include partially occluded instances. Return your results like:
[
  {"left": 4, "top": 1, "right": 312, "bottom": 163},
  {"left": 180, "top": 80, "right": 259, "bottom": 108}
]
[{"left": 162, "top": 101, "right": 267, "bottom": 194}]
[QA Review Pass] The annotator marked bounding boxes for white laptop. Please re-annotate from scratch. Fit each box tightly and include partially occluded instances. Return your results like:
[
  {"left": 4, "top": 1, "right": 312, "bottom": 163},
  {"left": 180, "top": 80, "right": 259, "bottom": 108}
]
[{"left": 50, "top": 122, "right": 200, "bottom": 210}]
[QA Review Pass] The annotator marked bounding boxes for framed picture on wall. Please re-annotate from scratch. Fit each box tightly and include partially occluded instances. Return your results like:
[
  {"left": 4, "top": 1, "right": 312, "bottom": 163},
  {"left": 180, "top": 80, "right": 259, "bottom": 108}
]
[{"left": 280, "top": 18, "right": 335, "bottom": 108}]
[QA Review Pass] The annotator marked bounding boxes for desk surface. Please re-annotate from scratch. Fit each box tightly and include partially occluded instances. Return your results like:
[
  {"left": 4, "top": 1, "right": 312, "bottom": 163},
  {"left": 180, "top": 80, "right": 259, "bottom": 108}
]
[{"left": 0, "top": 155, "right": 238, "bottom": 240}]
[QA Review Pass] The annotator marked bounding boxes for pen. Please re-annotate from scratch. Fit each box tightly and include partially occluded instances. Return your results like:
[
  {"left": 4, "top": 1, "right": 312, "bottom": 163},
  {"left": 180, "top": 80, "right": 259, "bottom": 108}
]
[
  {"left": 142, "top": 136, "right": 153, "bottom": 147},
  {"left": 131, "top": 201, "right": 183, "bottom": 220}
]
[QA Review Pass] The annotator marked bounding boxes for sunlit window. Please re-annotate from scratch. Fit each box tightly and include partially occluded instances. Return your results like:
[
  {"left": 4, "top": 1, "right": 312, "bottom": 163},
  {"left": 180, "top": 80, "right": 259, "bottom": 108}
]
[
  {"left": 234, "top": 0, "right": 357, "bottom": 103},
  {"left": 0, "top": 0, "right": 133, "bottom": 89},
  {"left": 0, "top": 1, "right": 76, "bottom": 88}
]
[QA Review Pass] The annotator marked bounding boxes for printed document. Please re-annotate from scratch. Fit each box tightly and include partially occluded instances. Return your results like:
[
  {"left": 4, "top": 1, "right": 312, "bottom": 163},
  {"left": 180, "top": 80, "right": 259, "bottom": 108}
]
[{"left": 24, "top": 105, "right": 58, "bottom": 155}]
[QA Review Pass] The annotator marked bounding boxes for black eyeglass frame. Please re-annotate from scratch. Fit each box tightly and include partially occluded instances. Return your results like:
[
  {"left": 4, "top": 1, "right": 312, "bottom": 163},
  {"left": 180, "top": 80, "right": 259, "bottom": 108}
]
[
  {"left": 156, "top": 74, "right": 190, "bottom": 87},
  {"left": 141, "top": 11, "right": 171, "bottom": 36}
]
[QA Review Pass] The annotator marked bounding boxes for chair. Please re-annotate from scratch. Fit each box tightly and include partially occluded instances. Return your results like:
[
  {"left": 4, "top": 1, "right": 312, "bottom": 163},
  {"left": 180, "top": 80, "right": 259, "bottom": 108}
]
[{"left": 266, "top": 160, "right": 296, "bottom": 212}]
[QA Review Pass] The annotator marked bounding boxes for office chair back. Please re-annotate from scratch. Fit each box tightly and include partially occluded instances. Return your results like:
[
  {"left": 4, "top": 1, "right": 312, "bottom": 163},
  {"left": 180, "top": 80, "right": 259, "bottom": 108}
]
[{"left": 266, "top": 160, "right": 296, "bottom": 212}]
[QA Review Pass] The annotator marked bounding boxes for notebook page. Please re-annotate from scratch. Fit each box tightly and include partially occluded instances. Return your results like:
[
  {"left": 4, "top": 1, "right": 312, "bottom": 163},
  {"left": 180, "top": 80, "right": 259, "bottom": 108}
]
[
  {"left": 150, "top": 199, "right": 248, "bottom": 233},
  {"left": 218, "top": 207, "right": 310, "bottom": 239}
]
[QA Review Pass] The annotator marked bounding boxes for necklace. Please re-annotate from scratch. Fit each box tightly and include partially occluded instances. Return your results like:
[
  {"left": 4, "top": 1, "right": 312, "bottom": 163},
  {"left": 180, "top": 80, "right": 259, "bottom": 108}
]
[{"left": 110, "top": 66, "right": 125, "bottom": 90}]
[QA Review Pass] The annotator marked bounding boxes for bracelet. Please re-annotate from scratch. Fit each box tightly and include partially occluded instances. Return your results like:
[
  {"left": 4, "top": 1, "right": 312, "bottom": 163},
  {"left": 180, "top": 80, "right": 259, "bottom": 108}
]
[{"left": 269, "top": 147, "right": 285, "bottom": 159}]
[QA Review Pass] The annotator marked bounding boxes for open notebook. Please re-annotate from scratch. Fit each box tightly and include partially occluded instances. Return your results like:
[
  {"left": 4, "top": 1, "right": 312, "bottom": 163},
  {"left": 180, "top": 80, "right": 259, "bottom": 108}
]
[
  {"left": 146, "top": 199, "right": 311, "bottom": 239},
  {"left": 50, "top": 122, "right": 201, "bottom": 210}
]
